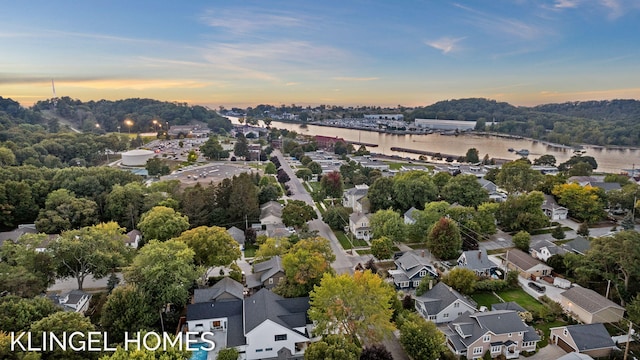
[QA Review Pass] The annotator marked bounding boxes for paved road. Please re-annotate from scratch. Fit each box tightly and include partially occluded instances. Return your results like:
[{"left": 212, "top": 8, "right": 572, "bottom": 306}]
[
  {"left": 48, "top": 273, "right": 124, "bottom": 292},
  {"left": 273, "top": 150, "right": 370, "bottom": 274}
]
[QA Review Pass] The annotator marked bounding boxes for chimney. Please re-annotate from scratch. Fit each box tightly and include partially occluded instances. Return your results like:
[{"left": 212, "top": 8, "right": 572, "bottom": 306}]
[
  {"left": 478, "top": 250, "right": 482, "bottom": 259},
  {"left": 421, "top": 250, "right": 425, "bottom": 257}
]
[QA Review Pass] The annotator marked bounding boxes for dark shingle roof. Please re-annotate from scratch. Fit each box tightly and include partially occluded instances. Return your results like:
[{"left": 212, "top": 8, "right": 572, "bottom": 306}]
[
  {"left": 186, "top": 300, "right": 245, "bottom": 347},
  {"left": 561, "top": 287, "right": 624, "bottom": 313},
  {"left": 505, "top": 248, "right": 552, "bottom": 272},
  {"left": 491, "top": 302, "right": 526, "bottom": 313},
  {"left": 564, "top": 323, "right": 615, "bottom": 351},
  {"left": 226, "top": 226, "right": 245, "bottom": 245},
  {"left": 244, "top": 289, "right": 310, "bottom": 334},
  {"left": 415, "top": 282, "right": 477, "bottom": 314},
  {"left": 193, "top": 277, "right": 244, "bottom": 303},
  {"left": 447, "top": 310, "right": 539, "bottom": 351},
  {"left": 562, "top": 236, "right": 591, "bottom": 255},
  {"left": 458, "top": 250, "right": 497, "bottom": 272}
]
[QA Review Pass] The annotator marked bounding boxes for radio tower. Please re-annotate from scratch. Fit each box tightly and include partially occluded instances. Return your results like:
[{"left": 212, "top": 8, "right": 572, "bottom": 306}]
[{"left": 51, "top": 79, "right": 58, "bottom": 109}]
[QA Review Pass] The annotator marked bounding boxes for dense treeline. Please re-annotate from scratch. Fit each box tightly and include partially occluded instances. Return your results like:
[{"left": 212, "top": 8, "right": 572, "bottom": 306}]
[
  {"left": 405, "top": 98, "right": 640, "bottom": 147},
  {"left": 33, "top": 97, "right": 232, "bottom": 134}
]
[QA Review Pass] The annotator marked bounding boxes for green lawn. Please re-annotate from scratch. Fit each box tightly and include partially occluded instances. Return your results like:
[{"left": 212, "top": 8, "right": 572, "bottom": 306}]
[
  {"left": 384, "top": 162, "right": 414, "bottom": 170},
  {"left": 334, "top": 230, "right": 368, "bottom": 249},
  {"left": 497, "top": 289, "right": 547, "bottom": 314},
  {"left": 307, "top": 181, "right": 321, "bottom": 192},
  {"left": 243, "top": 244, "right": 258, "bottom": 258},
  {"left": 356, "top": 249, "right": 372, "bottom": 255},
  {"left": 534, "top": 320, "right": 566, "bottom": 348},
  {"left": 471, "top": 292, "right": 502, "bottom": 309}
]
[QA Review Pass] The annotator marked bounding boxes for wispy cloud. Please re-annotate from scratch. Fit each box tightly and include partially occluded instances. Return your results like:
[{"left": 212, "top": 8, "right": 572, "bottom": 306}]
[
  {"left": 453, "top": 3, "right": 546, "bottom": 40},
  {"left": 332, "top": 77, "right": 379, "bottom": 82},
  {"left": 201, "top": 8, "right": 307, "bottom": 35},
  {"left": 426, "top": 36, "right": 465, "bottom": 54},
  {"left": 554, "top": 0, "right": 581, "bottom": 9}
]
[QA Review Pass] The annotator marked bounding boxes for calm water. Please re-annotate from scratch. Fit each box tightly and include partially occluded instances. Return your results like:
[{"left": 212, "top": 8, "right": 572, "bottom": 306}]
[{"left": 232, "top": 117, "right": 638, "bottom": 174}]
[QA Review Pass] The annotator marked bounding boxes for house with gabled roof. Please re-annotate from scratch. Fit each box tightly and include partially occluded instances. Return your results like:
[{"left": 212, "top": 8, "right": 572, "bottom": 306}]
[
  {"left": 414, "top": 282, "right": 477, "bottom": 323},
  {"left": 246, "top": 256, "right": 286, "bottom": 292},
  {"left": 542, "top": 194, "right": 568, "bottom": 220},
  {"left": 388, "top": 251, "right": 438, "bottom": 290},
  {"left": 226, "top": 226, "right": 246, "bottom": 249},
  {"left": 550, "top": 323, "right": 616, "bottom": 358},
  {"left": 260, "top": 201, "right": 283, "bottom": 225},
  {"left": 457, "top": 250, "right": 499, "bottom": 277},
  {"left": 349, "top": 212, "right": 371, "bottom": 241},
  {"left": 49, "top": 290, "right": 92, "bottom": 314},
  {"left": 193, "top": 277, "right": 244, "bottom": 304},
  {"left": 342, "top": 184, "right": 369, "bottom": 212},
  {"left": 404, "top": 207, "right": 419, "bottom": 225},
  {"left": 445, "top": 310, "right": 540, "bottom": 360},
  {"left": 125, "top": 229, "right": 141, "bottom": 248},
  {"left": 504, "top": 249, "right": 553, "bottom": 279},
  {"left": 560, "top": 286, "right": 625, "bottom": 324},
  {"left": 561, "top": 236, "right": 591, "bottom": 255},
  {"left": 491, "top": 302, "right": 526, "bottom": 313},
  {"left": 530, "top": 239, "right": 568, "bottom": 262}
]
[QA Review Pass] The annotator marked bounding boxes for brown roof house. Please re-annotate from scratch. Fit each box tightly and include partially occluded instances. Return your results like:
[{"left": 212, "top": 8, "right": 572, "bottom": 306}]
[
  {"left": 550, "top": 323, "right": 616, "bottom": 358},
  {"left": 504, "top": 249, "right": 552, "bottom": 280},
  {"left": 560, "top": 286, "right": 625, "bottom": 324}
]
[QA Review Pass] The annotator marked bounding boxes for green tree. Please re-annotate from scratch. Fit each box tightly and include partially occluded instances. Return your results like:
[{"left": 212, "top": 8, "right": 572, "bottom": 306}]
[
  {"left": 398, "top": 312, "right": 447, "bottom": 360},
  {"left": 426, "top": 217, "right": 462, "bottom": 260},
  {"left": 533, "top": 154, "right": 557, "bottom": 166},
  {"left": 441, "top": 267, "right": 477, "bottom": 294},
  {"left": 179, "top": 183, "right": 217, "bottom": 227},
  {"left": 100, "top": 285, "right": 156, "bottom": 343},
  {"left": 441, "top": 174, "right": 489, "bottom": 207},
  {"left": 627, "top": 294, "right": 640, "bottom": 326},
  {"left": 496, "top": 192, "right": 548, "bottom": 232},
  {"left": 512, "top": 231, "right": 531, "bottom": 252},
  {"left": 233, "top": 134, "right": 249, "bottom": 159},
  {"left": 29, "top": 311, "right": 97, "bottom": 360},
  {"left": 551, "top": 224, "right": 566, "bottom": 239},
  {"left": 228, "top": 173, "right": 260, "bottom": 228},
  {"left": 282, "top": 200, "right": 318, "bottom": 228},
  {"left": 323, "top": 206, "right": 350, "bottom": 230},
  {"left": 465, "top": 148, "right": 479, "bottom": 163},
  {"left": 0, "top": 147, "right": 16, "bottom": 166},
  {"left": 98, "top": 333, "right": 190, "bottom": 359},
  {"left": 105, "top": 183, "right": 145, "bottom": 230},
  {"left": 496, "top": 159, "right": 543, "bottom": 194},
  {"left": 622, "top": 213, "right": 635, "bottom": 230},
  {"left": 0, "top": 233, "right": 56, "bottom": 297},
  {"left": 187, "top": 149, "right": 198, "bottom": 163},
  {"left": 370, "top": 209, "right": 405, "bottom": 243},
  {"left": 0, "top": 296, "right": 59, "bottom": 332},
  {"left": 277, "top": 237, "right": 335, "bottom": 297},
  {"left": 360, "top": 344, "right": 393, "bottom": 360},
  {"left": 174, "top": 226, "right": 241, "bottom": 283},
  {"left": 415, "top": 276, "right": 437, "bottom": 296},
  {"left": 553, "top": 183, "right": 605, "bottom": 223},
  {"left": 49, "top": 222, "right": 130, "bottom": 290},
  {"left": 368, "top": 177, "right": 395, "bottom": 212},
  {"left": 145, "top": 158, "right": 170, "bottom": 176},
  {"left": 217, "top": 348, "right": 240, "bottom": 360},
  {"left": 304, "top": 335, "right": 361, "bottom": 360},
  {"left": 125, "top": 239, "right": 199, "bottom": 331},
  {"left": 35, "top": 188, "right": 99, "bottom": 234},
  {"left": 200, "top": 136, "right": 227, "bottom": 160},
  {"left": 370, "top": 236, "right": 393, "bottom": 260},
  {"left": 295, "top": 168, "right": 313, "bottom": 181},
  {"left": 138, "top": 206, "right": 190, "bottom": 243},
  {"left": 309, "top": 270, "right": 396, "bottom": 345},
  {"left": 392, "top": 171, "right": 437, "bottom": 212},
  {"left": 308, "top": 161, "right": 322, "bottom": 175},
  {"left": 254, "top": 237, "right": 292, "bottom": 263},
  {"left": 264, "top": 162, "right": 277, "bottom": 174}
]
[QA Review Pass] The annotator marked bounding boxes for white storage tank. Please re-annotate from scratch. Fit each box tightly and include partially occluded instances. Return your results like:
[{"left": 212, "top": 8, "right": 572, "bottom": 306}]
[{"left": 121, "top": 149, "right": 154, "bottom": 166}]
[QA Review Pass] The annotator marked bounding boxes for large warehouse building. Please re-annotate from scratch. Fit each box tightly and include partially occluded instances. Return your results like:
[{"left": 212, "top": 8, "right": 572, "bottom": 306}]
[{"left": 121, "top": 149, "right": 155, "bottom": 166}]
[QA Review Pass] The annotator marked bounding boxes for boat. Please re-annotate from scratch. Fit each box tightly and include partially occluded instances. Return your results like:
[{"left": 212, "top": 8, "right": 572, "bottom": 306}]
[{"left": 515, "top": 149, "right": 529, "bottom": 156}]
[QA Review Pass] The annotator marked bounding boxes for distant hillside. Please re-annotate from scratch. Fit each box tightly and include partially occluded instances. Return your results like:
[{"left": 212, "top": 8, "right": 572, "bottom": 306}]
[
  {"left": 406, "top": 98, "right": 640, "bottom": 147},
  {"left": 32, "top": 97, "right": 232, "bottom": 134}
]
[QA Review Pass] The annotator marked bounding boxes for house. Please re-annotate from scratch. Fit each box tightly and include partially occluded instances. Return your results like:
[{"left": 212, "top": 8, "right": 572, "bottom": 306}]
[
  {"left": 244, "top": 289, "right": 313, "bottom": 359},
  {"left": 529, "top": 239, "right": 568, "bottom": 262},
  {"left": 557, "top": 354, "right": 594, "bottom": 360},
  {"left": 491, "top": 302, "right": 526, "bottom": 314},
  {"left": 314, "top": 135, "right": 344, "bottom": 150},
  {"left": 193, "top": 277, "right": 244, "bottom": 304},
  {"left": 0, "top": 225, "right": 38, "bottom": 247},
  {"left": 342, "top": 184, "right": 369, "bottom": 212},
  {"left": 125, "top": 229, "right": 141, "bottom": 248},
  {"left": 185, "top": 298, "right": 245, "bottom": 358},
  {"left": 561, "top": 236, "right": 591, "bottom": 255},
  {"left": 457, "top": 250, "right": 499, "bottom": 277},
  {"left": 542, "top": 194, "right": 568, "bottom": 220},
  {"left": 246, "top": 256, "right": 286, "bottom": 292},
  {"left": 414, "top": 282, "right": 477, "bottom": 323},
  {"left": 560, "top": 286, "right": 625, "bottom": 324},
  {"left": 49, "top": 290, "right": 92, "bottom": 314},
  {"left": 590, "top": 182, "right": 621, "bottom": 193},
  {"left": 227, "top": 226, "right": 246, "bottom": 250},
  {"left": 260, "top": 201, "right": 283, "bottom": 225},
  {"left": 388, "top": 251, "right": 438, "bottom": 289},
  {"left": 404, "top": 207, "right": 419, "bottom": 225},
  {"left": 445, "top": 310, "right": 540, "bottom": 359},
  {"left": 349, "top": 212, "right": 371, "bottom": 241},
  {"left": 477, "top": 178, "right": 507, "bottom": 202},
  {"left": 504, "top": 249, "right": 553, "bottom": 279},
  {"left": 550, "top": 323, "right": 616, "bottom": 358}
]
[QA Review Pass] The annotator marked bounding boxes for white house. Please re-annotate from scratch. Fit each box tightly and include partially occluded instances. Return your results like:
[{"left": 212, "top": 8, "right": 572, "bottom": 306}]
[
  {"left": 342, "top": 184, "right": 369, "bottom": 211},
  {"left": 415, "top": 282, "right": 477, "bottom": 323},
  {"left": 404, "top": 207, "right": 419, "bottom": 225},
  {"left": 349, "top": 212, "right": 371, "bottom": 241},
  {"left": 50, "top": 290, "right": 92, "bottom": 314},
  {"left": 125, "top": 229, "right": 141, "bottom": 249},
  {"left": 542, "top": 195, "right": 568, "bottom": 220},
  {"left": 530, "top": 239, "right": 568, "bottom": 262}
]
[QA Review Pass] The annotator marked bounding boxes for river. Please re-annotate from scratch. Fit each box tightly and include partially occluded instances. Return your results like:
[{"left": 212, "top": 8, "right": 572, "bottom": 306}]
[{"left": 230, "top": 117, "right": 639, "bottom": 174}]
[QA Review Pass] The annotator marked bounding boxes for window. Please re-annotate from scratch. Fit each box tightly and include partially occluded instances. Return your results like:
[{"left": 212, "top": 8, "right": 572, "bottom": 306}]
[
  {"left": 454, "top": 302, "right": 460, "bottom": 308},
  {"left": 491, "top": 345, "right": 501, "bottom": 353},
  {"left": 266, "top": 348, "right": 273, "bottom": 351},
  {"left": 563, "top": 329, "right": 568, "bottom": 336},
  {"left": 419, "top": 270, "right": 427, "bottom": 277},
  {"left": 483, "top": 335, "right": 491, "bottom": 343},
  {"left": 256, "top": 349, "right": 263, "bottom": 352},
  {"left": 443, "top": 313, "right": 449, "bottom": 318},
  {"left": 275, "top": 334, "right": 287, "bottom": 341},
  {"left": 279, "top": 276, "right": 285, "bottom": 283},
  {"left": 429, "top": 316, "right": 437, "bottom": 320},
  {"left": 508, "top": 333, "right": 512, "bottom": 337},
  {"left": 518, "top": 331, "right": 523, "bottom": 336},
  {"left": 458, "top": 312, "right": 463, "bottom": 316},
  {"left": 413, "top": 280, "right": 420, "bottom": 287},
  {"left": 473, "top": 347, "right": 483, "bottom": 355},
  {"left": 268, "top": 278, "right": 274, "bottom": 284}
]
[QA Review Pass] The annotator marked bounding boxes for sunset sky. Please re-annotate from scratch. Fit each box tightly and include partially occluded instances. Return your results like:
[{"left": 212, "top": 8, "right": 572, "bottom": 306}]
[{"left": 1, "top": 0, "right": 640, "bottom": 108}]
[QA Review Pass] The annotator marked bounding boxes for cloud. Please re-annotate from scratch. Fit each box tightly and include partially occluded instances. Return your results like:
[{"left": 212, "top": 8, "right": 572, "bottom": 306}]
[
  {"left": 201, "top": 8, "right": 307, "bottom": 35},
  {"left": 453, "top": 3, "right": 545, "bottom": 40},
  {"left": 332, "top": 77, "right": 379, "bottom": 82},
  {"left": 285, "top": 82, "right": 300, "bottom": 86},
  {"left": 426, "top": 37, "right": 465, "bottom": 54},
  {"left": 554, "top": 0, "right": 581, "bottom": 8}
]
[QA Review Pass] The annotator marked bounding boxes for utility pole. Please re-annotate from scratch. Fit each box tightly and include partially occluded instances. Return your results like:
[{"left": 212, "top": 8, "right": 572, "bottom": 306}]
[
  {"left": 606, "top": 279, "right": 611, "bottom": 299},
  {"left": 623, "top": 321, "right": 633, "bottom": 360}
]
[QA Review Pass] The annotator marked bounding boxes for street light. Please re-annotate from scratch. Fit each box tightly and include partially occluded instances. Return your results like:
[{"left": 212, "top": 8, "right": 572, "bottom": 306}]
[
  {"left": 124, "top": 119, "right": 133, "bottom": 134},
  {"left": 152, "top": 119, "right": 159, "bottom": 132}
]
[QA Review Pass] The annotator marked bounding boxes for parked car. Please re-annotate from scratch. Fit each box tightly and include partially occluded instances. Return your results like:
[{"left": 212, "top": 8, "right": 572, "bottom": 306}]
[{"left": 528, "top": 282, "right": 545, "bottom": 293}]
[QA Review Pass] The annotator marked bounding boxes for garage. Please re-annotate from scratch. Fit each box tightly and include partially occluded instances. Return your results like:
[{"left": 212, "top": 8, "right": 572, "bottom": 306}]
[{"left": 553, "top": 335, "right": 576, "bottom": 353}]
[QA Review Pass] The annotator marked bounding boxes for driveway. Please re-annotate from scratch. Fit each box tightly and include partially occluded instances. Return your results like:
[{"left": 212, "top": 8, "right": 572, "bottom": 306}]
[{"left": 527, "top": 344, "right": 566, "bottom": 360}]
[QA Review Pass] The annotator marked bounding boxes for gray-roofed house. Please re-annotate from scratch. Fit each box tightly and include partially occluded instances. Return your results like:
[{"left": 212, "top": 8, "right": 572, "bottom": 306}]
[
  {"left": 550, "top": 323, "right": 616, "bottom": 358},
  {"left": 457, "top": 250, "right": 499, "bottom": 277},
  {"left": 530, "top": 239, "right": 568, "bottom": 262},
  {"left": 542, "top": 194, "right": 568, "bottom": 220},
  {"left": 445, "top": 310, "right": 540, "bottom": 359},
  {"left": 560, "top": 286, "right": 625, "bottom": 324},
  {"left": 590, "top": 182, "right": 621, "bottom": 193},
  {"left": 125, "top": 229, "right": 141, "bottom": 249},
  {"left": 477, "top": 178, "right": 507, "bottom": 202},
  {"left": 491, "top": 302, "right": 526, "bottom": 313},
  {"left": 504, "top": 249, "right": 553, "bottom": 279},
  {"left": 349, "top": 212, "right": 371, "bottom": 241},
  {"left": 185, "top": 298, "right": 245, "bottom": 358},
  {"left": 226, "top": 226, "right": 246, "bottom": 249},
  {"left": 414, "top": 282, "right": 477, "bottom": 323},
  {"left": 193, "top": 277, "right": 244, "bottom": 304},
  {"left": 244, "top": 289, "right": 313, "bottom": 359},
  {"left": 246, "top": 256, "right": 286, "bottom": 292},
  {"left": 0, "top": 226, "right": 38, "bottom": 247},
  {"left": 561, "top": 236, "right": 591, "bottom": 255},
  {"left": 260, "top": 201, "right": 283, "bottom": 225},
  {"left": 49, "top": 290, "right": 92, "bottom": 314},
  {"left": 404, "top": 207, "right": 419, "bottom": 225},
  {"left": 556, "top": 354, "right": 594, "bottom": 360},
  {"left": 343, "top": 184, "right": 369, "bottom": 212},
  {"left": 388, "top": 251, "right": 438, "bottom": 290}
]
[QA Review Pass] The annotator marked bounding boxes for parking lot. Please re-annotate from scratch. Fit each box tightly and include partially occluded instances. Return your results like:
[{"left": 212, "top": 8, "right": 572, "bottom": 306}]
[{"left": 161, "top": 162, "right": 260, "bottom": 185}]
